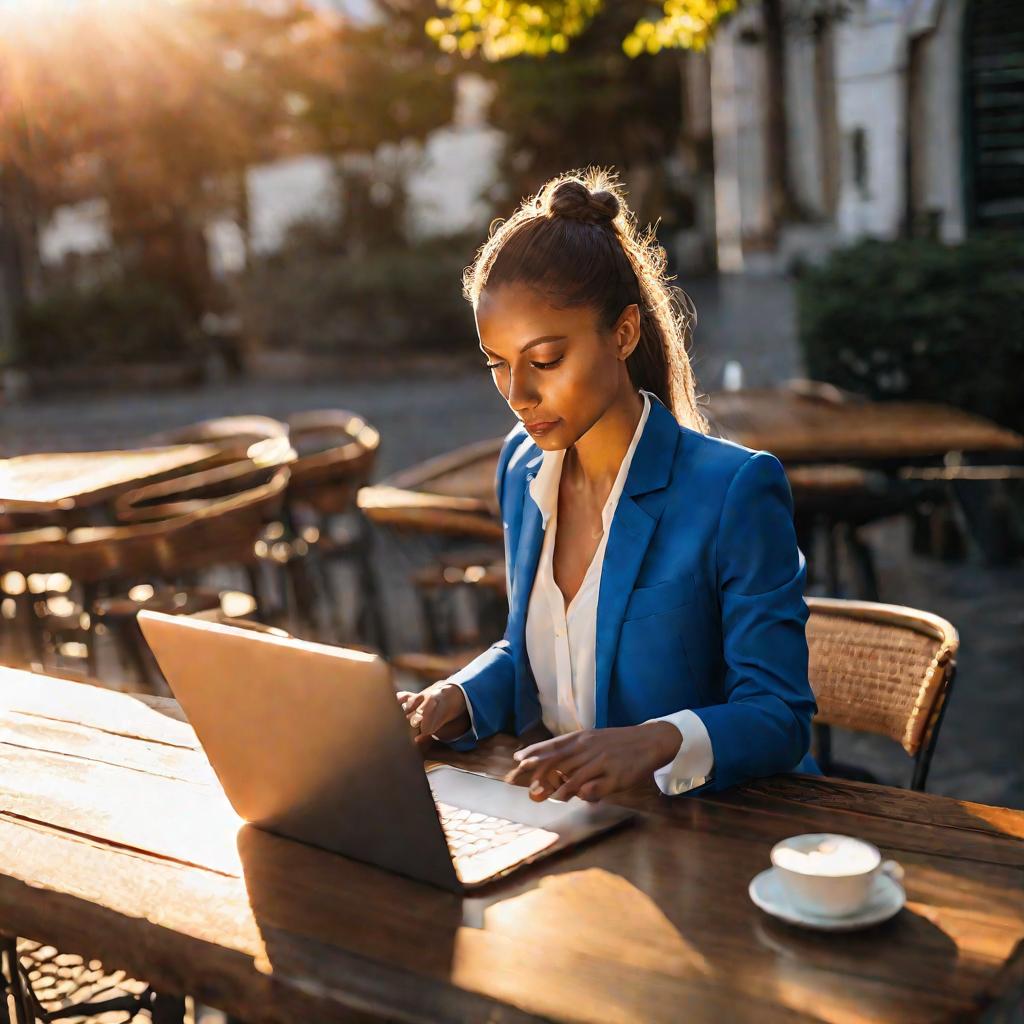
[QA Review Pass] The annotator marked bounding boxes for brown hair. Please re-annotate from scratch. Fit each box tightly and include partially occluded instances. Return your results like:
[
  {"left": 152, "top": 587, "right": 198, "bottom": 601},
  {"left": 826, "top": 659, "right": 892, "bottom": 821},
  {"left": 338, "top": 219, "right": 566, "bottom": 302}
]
[{"left": 463, "top": 167, "right": 706, "bottom": 432}]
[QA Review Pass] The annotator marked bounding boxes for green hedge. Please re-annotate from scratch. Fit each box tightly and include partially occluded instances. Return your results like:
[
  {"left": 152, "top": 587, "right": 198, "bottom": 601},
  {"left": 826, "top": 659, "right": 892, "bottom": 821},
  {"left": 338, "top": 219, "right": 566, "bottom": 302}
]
[
  {"left": 18, "top": 277, "right": 195, "bottom": 368},
  {"left": 241, "top": 223, "right": 477, "bottom": 355},
  {"left": 797, "top": 237, "right": 1024, "bottom": 433}
]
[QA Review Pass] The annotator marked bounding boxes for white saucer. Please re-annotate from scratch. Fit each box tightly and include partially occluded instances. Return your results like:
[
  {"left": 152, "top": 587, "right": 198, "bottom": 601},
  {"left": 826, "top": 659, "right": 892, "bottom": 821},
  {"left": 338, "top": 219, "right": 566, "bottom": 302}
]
[{"left": 749, "top": 866, "right": 905, "bottom": 931}]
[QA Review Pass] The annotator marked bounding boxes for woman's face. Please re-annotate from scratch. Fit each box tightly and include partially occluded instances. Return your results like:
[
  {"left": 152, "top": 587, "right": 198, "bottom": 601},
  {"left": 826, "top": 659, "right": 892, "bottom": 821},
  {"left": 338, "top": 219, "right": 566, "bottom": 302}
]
[{"left": 475, "top": 282, "right": 639, "bottom": 451}]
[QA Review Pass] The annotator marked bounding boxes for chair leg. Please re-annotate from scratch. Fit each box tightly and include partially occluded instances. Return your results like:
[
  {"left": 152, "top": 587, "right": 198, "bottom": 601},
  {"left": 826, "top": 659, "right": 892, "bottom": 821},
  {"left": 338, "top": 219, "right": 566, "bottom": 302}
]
[
  {"left": 15, "top": 592, "right": 46, "bottom": 669},
  {"left": 81, "top": 582, "right": 100, "bottom": 679},
  {"left": 813, "top": 722, "right": 833, "bottom": 774},
  {"left": 150, "top": 993, "right": 186, "bottom": 1024},
  {"left": 910, "top": 666, "right": 956, "bottom": 792},
  {"left": 0, "top": 936, "right": 33, "bottom": 1024},
  {"left": 355, "top": 526, "right": 389, "bottom": 656}
]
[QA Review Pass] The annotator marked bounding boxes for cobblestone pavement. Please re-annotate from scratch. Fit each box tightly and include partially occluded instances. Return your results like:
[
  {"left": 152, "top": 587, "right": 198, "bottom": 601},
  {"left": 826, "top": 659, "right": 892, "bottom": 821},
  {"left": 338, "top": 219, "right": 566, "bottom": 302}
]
[{"left": 2, "top": 275, "right": 1020, "bottom": 811}]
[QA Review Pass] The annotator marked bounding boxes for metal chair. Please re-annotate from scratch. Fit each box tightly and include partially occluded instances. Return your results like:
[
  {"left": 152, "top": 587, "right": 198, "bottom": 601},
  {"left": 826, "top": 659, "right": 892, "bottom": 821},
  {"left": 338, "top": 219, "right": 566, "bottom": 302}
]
[
  {"left": 0, "top": 935, "right": 185, "bottom": 1022},
  {"left": 806, "top": 596, "right": 959, "bottom": 792}
]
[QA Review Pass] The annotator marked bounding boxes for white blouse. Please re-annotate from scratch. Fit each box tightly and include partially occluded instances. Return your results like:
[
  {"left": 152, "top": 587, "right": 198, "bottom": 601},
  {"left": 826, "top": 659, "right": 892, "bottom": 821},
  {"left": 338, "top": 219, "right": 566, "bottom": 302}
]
[{"left": 455, "top": 390, "right": 715, "bottom": 796}]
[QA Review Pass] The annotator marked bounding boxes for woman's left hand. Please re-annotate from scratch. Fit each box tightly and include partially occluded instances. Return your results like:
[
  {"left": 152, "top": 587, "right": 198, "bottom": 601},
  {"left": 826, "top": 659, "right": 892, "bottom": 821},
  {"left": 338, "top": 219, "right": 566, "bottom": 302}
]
[{"left": 504, "top": 722, "right": 683, "bottom": 802}]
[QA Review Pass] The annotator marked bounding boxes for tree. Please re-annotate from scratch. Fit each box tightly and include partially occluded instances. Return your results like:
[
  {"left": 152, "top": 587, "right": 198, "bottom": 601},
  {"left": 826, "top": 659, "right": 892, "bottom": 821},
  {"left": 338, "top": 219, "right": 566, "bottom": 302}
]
[
  {"left": 422, "top": 1, "right": 852, "bottom": 248},
  {"left": 0, "top": 0, "right": 457, "bottom": 337},
  {"left": 424, "top": 0, "right": 738, "bottom": 60}
]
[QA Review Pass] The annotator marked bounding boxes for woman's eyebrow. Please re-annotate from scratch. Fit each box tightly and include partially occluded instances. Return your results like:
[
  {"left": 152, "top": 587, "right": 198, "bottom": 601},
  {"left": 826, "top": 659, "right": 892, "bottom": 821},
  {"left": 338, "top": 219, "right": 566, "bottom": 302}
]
[{"left": 480, "top": 335, "right": 568, "bottom": 356}]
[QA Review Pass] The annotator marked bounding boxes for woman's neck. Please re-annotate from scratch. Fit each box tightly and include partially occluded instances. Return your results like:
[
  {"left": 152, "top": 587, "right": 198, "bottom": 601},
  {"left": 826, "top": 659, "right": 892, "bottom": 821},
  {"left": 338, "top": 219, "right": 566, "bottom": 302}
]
[{"left": 563, "top": 386, "right": 645, "bottom": 497}]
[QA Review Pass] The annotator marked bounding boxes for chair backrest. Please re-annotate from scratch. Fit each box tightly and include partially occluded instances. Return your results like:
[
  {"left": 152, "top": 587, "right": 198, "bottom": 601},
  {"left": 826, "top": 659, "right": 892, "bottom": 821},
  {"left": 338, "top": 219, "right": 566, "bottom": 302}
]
[
  {"left": 143, "top": 415, "right": 288, "bottom": 460},
  {"left": 114, "top": 437, "right": 296, "bottom": 524},
  {"left": 806, "top": 596, "right": 958, "bottom": 757},
  {"left": 384, "top": 436, "right": 503, "bottom": 501},
  {"left": 357, "top": 485, "right": 503, "bottom": 541},
  {"left": 286, "top": 410, "right": 381, "bottom": 512},
  {"left": 60, "top": 467, "right": 290, "bottom": 582}
]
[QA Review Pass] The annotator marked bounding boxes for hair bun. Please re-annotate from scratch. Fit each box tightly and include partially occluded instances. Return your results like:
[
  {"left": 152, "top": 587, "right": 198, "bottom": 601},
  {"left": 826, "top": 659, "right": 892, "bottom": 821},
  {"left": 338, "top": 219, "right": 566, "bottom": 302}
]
[{"left": 549, "top": 180, "right": 619, "bottom": 226}]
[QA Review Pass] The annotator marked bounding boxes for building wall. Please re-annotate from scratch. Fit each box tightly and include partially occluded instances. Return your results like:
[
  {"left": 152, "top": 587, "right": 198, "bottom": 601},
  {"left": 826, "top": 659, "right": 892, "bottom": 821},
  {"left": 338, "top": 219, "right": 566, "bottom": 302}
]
[
  {"left": 706, "top": 0, "right": 969, "bottom": 267},
  {"left": 909, "top": 0, "right": 967, "bottom": 241},
  {"left": 833, "top": 4, "right": 909, "bottom": 240}
]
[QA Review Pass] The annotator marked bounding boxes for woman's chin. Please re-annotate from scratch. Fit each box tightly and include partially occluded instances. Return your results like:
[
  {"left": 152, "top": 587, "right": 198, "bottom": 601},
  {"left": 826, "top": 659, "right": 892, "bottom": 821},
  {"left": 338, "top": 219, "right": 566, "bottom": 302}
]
[{"left": 529, "top": 431, "right": 568, "bottom": 451}]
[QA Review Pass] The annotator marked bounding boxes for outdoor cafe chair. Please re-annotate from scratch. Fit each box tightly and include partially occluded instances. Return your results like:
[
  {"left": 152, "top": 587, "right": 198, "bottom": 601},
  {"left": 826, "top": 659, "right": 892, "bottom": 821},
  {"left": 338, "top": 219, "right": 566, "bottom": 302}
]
[
  {"left": 2, "top": 934, "right": 187, "bottom": 1024},
  {"left": 142, "top": 413, "right": 288, "bottom": 460},
  {"left": 806, "top": 596, "right": 959, "bottom": 792},
  {"left": 0, "top": 469, "right": 290, "bottom": 688},
  {"left": 282, "top": 409, "right": 383, "bottom": 648}
]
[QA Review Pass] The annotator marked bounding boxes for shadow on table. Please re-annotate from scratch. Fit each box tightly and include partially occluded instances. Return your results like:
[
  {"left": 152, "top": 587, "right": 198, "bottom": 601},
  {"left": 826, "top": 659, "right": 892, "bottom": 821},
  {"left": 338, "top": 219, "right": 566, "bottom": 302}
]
[
  {"left": 234, "top": 823, "right": 476, "bottom": 1022},
  {"left": 236, "top": 813, "right": 971, "bottom": 1024}
]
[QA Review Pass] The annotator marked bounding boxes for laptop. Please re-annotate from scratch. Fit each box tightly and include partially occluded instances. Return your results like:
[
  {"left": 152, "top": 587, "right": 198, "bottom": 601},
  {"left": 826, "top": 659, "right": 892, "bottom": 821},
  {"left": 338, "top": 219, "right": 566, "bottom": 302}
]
[{"left": 137, "top": 611, "right": 633, "bottom": 892}]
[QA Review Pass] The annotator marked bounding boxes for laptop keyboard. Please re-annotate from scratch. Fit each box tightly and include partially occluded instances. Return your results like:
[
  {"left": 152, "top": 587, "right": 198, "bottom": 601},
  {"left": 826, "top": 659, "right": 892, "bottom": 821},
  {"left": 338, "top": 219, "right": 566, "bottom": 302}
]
[{"left": 436, "top": 801, "right": 559, "bottom": 885}]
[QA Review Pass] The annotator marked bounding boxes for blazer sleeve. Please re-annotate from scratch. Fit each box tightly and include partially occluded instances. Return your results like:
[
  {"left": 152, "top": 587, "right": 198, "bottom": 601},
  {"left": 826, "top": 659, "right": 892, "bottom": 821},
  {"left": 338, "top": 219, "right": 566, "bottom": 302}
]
[
  {"left": 436, "top": 424, "right": 524, "bottom": 751},
  {"left": 690, "top": 451, "right": 817, "bottom": 791}
]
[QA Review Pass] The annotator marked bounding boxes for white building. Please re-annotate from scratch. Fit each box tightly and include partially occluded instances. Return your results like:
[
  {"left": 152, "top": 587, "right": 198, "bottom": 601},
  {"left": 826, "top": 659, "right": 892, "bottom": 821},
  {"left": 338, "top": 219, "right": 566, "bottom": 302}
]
[{"left": 699, "top": 0, "right": 1022, "bottom": 272}]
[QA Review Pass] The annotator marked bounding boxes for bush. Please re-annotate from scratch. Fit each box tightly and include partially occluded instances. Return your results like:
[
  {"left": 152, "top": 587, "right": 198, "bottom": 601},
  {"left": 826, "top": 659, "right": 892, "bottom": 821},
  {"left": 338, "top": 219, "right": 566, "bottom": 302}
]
[
  {"left": 18, "top": 277, "right": 195, "bottom": 368},
  {"left": 240, "top": 222, "right": 478, "bottom": 356},
  {"left": 797, "top": 237, "right": 1024, "bottom": 433}
]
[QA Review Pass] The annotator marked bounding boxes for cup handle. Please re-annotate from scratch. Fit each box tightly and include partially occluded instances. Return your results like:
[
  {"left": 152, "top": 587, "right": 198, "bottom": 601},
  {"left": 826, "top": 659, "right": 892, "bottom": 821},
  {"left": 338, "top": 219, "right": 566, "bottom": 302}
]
[{"left": 881, "top": 859, "right": 904, "bottom": 883}]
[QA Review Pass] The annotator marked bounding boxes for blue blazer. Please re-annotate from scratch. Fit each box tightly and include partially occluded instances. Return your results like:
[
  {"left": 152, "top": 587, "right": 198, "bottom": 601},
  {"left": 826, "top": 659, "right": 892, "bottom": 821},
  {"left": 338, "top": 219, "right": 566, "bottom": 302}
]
[{"left": 446, "top": 393, "right": 820, "bottom": 794}]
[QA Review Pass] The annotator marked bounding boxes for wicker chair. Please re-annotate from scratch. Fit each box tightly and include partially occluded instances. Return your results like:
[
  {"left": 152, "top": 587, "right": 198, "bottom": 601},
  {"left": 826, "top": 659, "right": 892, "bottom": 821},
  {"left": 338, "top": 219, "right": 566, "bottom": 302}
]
[
  {"left": 142, "top": 414, "right": 288, "bottom": 457},
  {"left": 806, "top": 596, "right": 959, "bottom": 791}
]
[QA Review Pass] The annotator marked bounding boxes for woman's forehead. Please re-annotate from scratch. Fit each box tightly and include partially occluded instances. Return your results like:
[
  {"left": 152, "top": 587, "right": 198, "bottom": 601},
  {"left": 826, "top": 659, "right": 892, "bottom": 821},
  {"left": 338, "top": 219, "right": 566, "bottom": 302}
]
[{"left": 476, "top": 283, "right": 597, "bottom": 335}]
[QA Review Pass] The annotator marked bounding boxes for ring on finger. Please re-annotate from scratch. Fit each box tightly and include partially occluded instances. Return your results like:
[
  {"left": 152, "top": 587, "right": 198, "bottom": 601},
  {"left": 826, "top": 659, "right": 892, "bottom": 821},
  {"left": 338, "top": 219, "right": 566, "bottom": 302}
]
[{"left": 552, "top": 768, "right": 570, "bottom": 785}]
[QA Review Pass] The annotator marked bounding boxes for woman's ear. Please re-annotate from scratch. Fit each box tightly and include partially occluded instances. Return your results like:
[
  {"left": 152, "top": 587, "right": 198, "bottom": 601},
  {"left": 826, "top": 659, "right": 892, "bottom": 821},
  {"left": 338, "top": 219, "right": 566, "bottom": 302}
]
[{"left": 614, "top": 303, "right": 641, "bottom": 360}]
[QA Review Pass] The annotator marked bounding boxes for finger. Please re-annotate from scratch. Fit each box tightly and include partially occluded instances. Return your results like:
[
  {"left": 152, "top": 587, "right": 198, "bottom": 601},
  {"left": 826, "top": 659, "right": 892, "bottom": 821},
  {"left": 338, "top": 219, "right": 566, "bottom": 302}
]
[
  {"left": 513, "top": 732, "right": 580, "bottom": 763},
  {"left": 506, "top": 747, "right": 594, "bottom": 789},
  {"left": 549, "top": 762, "right": 606, "bottom": 802},
  {"left": 409, "top": 694, "right": 440, "bottom": 733},
  {"left": 398, "top": 691, "right": 425, "bottom": 716},
  {"left": 415, "top": 693, "right": 453, "bottom": 737},
  {"left": 577, "top": 778, "right": 609, "bottom": 802}
]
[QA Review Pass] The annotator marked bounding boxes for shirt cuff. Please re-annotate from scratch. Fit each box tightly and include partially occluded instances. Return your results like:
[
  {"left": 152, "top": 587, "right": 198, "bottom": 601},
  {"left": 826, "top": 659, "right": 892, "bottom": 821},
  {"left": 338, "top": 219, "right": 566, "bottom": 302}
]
[
  {"left": 434, "top": 681, "right": 478, "bottom": 743},
  {"left": 645, "top": 709, "right": 715, "bottom": 796}
]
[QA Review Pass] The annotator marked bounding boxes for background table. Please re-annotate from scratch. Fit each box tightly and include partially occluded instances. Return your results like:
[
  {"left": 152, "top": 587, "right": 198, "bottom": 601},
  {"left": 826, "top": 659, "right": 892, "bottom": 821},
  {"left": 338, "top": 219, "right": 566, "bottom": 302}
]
[
  {"left": 0, "top": 444, "right": 223, "bottom": 514},
  {"left": 0, "top": 668, "right": 1020, "bottom": 1023},
  {"left": 705, "top": 391, "right": 1024, "bottom": 464}
]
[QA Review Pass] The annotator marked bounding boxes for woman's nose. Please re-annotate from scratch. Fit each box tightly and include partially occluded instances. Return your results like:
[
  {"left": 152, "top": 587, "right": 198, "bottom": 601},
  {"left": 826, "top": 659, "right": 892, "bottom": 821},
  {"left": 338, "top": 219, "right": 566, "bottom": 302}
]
[{"left": 506, "top": 370, "right": 539, "bottom": 415}]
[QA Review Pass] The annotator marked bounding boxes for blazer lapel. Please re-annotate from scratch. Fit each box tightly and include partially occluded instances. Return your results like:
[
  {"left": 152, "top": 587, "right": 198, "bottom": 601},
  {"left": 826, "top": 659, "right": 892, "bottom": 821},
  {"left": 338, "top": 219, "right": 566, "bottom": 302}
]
[
  {"left": 508, "top": 455, "right": 545, "bottom": 730},
  {"left": 593, "top": 398, "right": 681, "bottom": 727}
]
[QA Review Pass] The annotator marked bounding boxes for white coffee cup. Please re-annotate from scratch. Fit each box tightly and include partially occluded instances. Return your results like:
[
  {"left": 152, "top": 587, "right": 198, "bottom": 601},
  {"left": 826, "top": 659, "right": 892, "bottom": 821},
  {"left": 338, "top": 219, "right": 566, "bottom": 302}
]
[{"left": 770, "top": 833, "right": 903, "bottom": 918}]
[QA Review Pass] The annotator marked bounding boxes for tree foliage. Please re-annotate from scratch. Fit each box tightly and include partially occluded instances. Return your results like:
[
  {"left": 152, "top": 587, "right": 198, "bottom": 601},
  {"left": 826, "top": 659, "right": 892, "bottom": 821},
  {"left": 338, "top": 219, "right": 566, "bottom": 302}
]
[
  {"left": 425, "top": 0, "right": 738, "bottom": 60},
  {"left": 0, "top": 0, "right": 456, "bottom": 317}
]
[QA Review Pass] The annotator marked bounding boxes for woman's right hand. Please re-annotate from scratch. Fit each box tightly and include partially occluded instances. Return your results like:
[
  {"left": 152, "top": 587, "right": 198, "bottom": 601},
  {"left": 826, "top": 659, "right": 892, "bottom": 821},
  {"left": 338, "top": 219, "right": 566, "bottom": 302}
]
[{"left": 397, "top": 680, "right": 472, "bottom": 747}]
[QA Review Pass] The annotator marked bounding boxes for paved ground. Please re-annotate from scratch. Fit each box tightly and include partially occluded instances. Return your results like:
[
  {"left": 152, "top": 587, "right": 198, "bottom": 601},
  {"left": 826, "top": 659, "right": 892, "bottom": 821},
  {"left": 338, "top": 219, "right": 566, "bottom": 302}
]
[{"left": 2, "top": 274, "right": 1020, "bottom": 810}]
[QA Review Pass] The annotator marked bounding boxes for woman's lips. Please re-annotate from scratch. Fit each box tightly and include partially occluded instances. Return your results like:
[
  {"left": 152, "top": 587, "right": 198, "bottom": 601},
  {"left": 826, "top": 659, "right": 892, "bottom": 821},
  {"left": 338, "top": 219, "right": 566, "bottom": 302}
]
[{"left": 524, "top": 419, "right": 559, "bottom": 436}]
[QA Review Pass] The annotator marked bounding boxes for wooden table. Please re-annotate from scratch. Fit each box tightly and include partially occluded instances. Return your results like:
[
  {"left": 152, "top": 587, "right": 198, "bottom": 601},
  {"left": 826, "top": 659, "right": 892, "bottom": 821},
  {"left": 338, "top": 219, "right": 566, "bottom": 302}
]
[
  {"left": 0, "top": 444, "right": 222, "bottom": 514},
  {"left": 705, "top": 391, "right": 1024, "bottom": 464},
  {"left": 0, "top": 668, "right": 1020, "bottom": 1023},
  {"left": 358, "top": 484, "right": 503, "bottom": 541}
]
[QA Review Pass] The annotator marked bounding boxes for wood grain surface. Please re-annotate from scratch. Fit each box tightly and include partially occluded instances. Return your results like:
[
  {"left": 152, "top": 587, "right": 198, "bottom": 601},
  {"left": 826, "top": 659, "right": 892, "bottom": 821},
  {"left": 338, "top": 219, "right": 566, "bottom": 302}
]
[{"left": 0, "top": 668, "right": 1019, "bottom": 1023}]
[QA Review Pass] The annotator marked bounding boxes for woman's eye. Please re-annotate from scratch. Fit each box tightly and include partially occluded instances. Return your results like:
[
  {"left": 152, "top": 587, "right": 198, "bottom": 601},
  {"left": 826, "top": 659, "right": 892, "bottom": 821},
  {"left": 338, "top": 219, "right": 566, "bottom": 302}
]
[{"left": 484, "top": 356, "right": 562, "bottom": 371}]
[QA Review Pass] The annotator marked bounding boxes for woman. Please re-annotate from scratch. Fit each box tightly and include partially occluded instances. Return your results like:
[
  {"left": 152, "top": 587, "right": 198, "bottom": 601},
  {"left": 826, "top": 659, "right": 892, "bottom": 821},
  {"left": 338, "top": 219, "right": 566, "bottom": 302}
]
[{"left": 398, "top": 168, "right": 818, "bottom": 802}]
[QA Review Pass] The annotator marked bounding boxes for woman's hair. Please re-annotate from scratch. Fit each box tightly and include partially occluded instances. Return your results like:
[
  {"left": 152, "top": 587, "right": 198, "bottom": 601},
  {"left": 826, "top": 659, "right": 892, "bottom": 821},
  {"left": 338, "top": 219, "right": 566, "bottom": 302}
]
[{"left": 463, "top": 167, "right": 706, "bottom": 432}]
